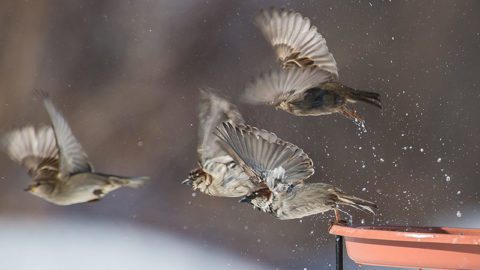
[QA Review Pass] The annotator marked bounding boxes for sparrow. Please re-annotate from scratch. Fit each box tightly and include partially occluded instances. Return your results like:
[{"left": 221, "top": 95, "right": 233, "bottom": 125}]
[
  {"left": 182, "top": 90, "right": 259, "bottom": 197},
  {"left": 243, "top": 8, "right": 381, "bottom": 121},
  {"left": 2, "top": 92, "right": 148, "bottom": 205},
  {"left": 215, "top": 122, "right": 377, "bottom": 222}
]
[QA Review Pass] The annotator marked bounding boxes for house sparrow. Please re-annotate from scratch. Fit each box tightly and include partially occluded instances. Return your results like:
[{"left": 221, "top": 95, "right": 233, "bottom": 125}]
[
  {"left": 215, "top": 122, "right": 377, "bottom": 222},
  {"left": 2, "top": 92, "right": 148, "bottom": 205},
  {"left": 182, "top": 90, "right": 259, "bottom": 197},
  {"left": 244, "top": 8, "right": 381, "bottom": 121}
]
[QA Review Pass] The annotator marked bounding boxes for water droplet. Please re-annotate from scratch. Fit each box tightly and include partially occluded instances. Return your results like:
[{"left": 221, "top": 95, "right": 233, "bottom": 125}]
[
  {"left": 437, "top": 158, "right": 442, "bottom": 163},
  {"left": 456, "top": 211, "right": 462, "bottom": 218}
]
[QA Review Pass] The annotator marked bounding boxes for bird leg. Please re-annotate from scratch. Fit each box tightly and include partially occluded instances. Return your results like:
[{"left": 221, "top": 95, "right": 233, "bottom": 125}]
[
  {"left": 334, "top": 208, "right": 341, "bottom": 223},
  {"left": 340, "top": 105, "right": 364, "bottom": 122},
  {"left": 331, "top": 207, "right": 348, "bottom": 227}
]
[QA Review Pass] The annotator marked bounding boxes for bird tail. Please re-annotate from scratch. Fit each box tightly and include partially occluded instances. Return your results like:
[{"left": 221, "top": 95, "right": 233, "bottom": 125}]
[
  {"left": 109, "top": 176, "right": 149, "bottom": 188},
  {"left": 336, "top": 193, "right": 378, "bottom": 215},
  {"left": 346, "top": 89, "right": 382, "bottom": 109}
]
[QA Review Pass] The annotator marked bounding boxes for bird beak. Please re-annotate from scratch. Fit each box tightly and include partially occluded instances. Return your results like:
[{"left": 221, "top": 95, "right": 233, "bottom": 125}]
[
  {"left": 24, "top": 185, "right": 35, "bottom": 192},
  {"left": 182, "top": 179, "right": 193, "bottom": 186},
  {"left": 239, "top": 197, "right": 251, "bottom": 203}
]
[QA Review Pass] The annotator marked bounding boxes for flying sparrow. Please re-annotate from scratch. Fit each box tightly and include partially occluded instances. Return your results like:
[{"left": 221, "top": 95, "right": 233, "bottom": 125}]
[
  {"left": 182, "top": 90, "right": 259, "bottom": 197},
  {"left": 244, "top": 8, "right": 381, "bottom": 121},
  {"left": 215, "top": 122, "right": 377, "bottom": 222},
  {"left": 2, "top": 92, "right": 148, "bottom": 205}
]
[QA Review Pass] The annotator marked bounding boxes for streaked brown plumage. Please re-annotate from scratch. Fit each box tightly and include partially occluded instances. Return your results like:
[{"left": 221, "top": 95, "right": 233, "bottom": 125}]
[
  {"left": 244, "top": 8, "right": 382, "bottom": 122},
  {"left": 215, "top": 122, "right": 377, "bottom": 221},
  {"left": 182, "top": 90, "right": 258, "bottom": 197},
  {"left": 255, "top": 7, "right": 339, "bottom": 77}
]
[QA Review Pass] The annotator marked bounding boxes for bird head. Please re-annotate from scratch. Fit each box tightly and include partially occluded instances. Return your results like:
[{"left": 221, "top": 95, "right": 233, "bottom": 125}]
[
  {"left": 240, "top": 188, "right": 273, "bottom": 213},
  {"left": 275, "top": 101, "right": 290, "bottom": 112},
  {"left": 182, "top": 167, "right": 211, "bottom": 192},
  {"left": 25, "top": 181, "right": 55, "bottom": 199}
]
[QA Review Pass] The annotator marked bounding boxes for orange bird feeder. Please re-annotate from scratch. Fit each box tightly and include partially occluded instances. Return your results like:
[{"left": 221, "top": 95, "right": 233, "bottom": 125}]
[{"left": 329, "top": 224, "right": 480, "bottom": 270}]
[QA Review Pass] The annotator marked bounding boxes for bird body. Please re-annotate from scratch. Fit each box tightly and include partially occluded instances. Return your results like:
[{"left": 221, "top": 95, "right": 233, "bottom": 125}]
[
  {"left": 27, "top": 172, "right": 146, "bottom": 205},
  {"left": 2, "top": 92, "right": 148, "bottom": 205},
  {"left": 271, "top": 183, "right": 338, "bottom": 220},
  {"left": 267, "top": 183, "right": 376, "bottom": 220},
  {"left": 188, "top": 155, "right": 255, "bottom": 197},
  {"left": 283, "top": 82, "right": 381, "bottom": 117},
  {"left": 283, "top": 86, "right": 345, "bottom": 116}
]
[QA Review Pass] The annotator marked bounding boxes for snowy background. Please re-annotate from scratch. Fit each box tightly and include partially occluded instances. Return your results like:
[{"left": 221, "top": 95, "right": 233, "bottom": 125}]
[{"left": 0, "top": 0, "right": 479, "bottom": 269}]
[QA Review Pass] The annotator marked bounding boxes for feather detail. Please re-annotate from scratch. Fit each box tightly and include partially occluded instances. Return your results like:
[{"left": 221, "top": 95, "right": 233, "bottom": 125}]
[
  {"left": 215, "top": 122, "right": 314, "bottom": 189},
  {"left": 243, "top": 67, "right": 331, "bottom": 105},
  {"left": 197, "top": 89, "right": 245, "bottom": 163},
  {"left": 2, "top": 125, "right": 59, "bottom": 179},
  {"left": 255, "top": 7, "right": 339, "bottom": 78},
  {"left": 38, "top": 91, "right": 92, "bottom": 176}
]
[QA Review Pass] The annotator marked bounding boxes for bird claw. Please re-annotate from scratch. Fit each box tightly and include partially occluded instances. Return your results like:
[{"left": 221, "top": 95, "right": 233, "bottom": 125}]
[
  {"left": 335, "top": 219, "right": 348, "bottom": 226},
  {"left": 328, "top": 219, "right": 348, "bottom": 231}
]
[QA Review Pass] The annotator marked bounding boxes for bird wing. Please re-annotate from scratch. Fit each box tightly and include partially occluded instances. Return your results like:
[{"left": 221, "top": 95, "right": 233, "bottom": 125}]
[
  {"left": 214, "top": 122, "right": 314, "bottom": 190},
  {"left": 255, "top": 8, "right": 339, "bottom": 78},
  {"left": 41, "top": 92, "right": 92, "bottom": 176},
  {"left": 242, "top": 67, "right": 331, "bottom": 105},
  {"left": 197, "top": 89, "right": 245, "bottom": 164},
  {"left": 2, "top": 126, "right": 60, "bottom": 180}
]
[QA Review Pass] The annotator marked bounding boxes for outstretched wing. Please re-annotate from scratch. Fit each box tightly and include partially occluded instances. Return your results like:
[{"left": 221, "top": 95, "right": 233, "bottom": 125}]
[
  {"left": 215, "top": 122, "right": 314, "bottom": 190},
  {"left": 3, "top": 126, "right": 59, "bottom": 180},
  {"left": 40, "top": 92, "right": 92, "bottom": 176},
  {"left": 255, "top": 8, "right": 339, "bottom": 78},
  {"left": 243, "top": 67, "right": 331, "bottom": 105},
  {"left": 197, "top": 89, "right": 245, "bottom": 164}
]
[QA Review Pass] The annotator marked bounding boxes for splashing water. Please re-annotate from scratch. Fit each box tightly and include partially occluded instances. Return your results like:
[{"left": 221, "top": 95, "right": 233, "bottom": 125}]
[{"left": 353, "top": 118, "right": 367, "bottom": 133}]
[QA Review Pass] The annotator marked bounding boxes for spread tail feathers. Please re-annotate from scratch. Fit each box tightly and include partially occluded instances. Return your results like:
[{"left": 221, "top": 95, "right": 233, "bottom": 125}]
[
  {"left": 337, "top": 194, "right": 378, "bottom": 215},
  {"left": 110, "top": 176, "right": 149, "bottom": 188},
  {"left": 347, "top": 89, "right": 382, "bottom": 109}
]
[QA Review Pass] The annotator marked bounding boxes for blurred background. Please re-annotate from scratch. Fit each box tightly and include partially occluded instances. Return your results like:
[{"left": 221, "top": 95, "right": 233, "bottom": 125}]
[{"left": 0, "top": 0, "right": 479, "bottom": 269}]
